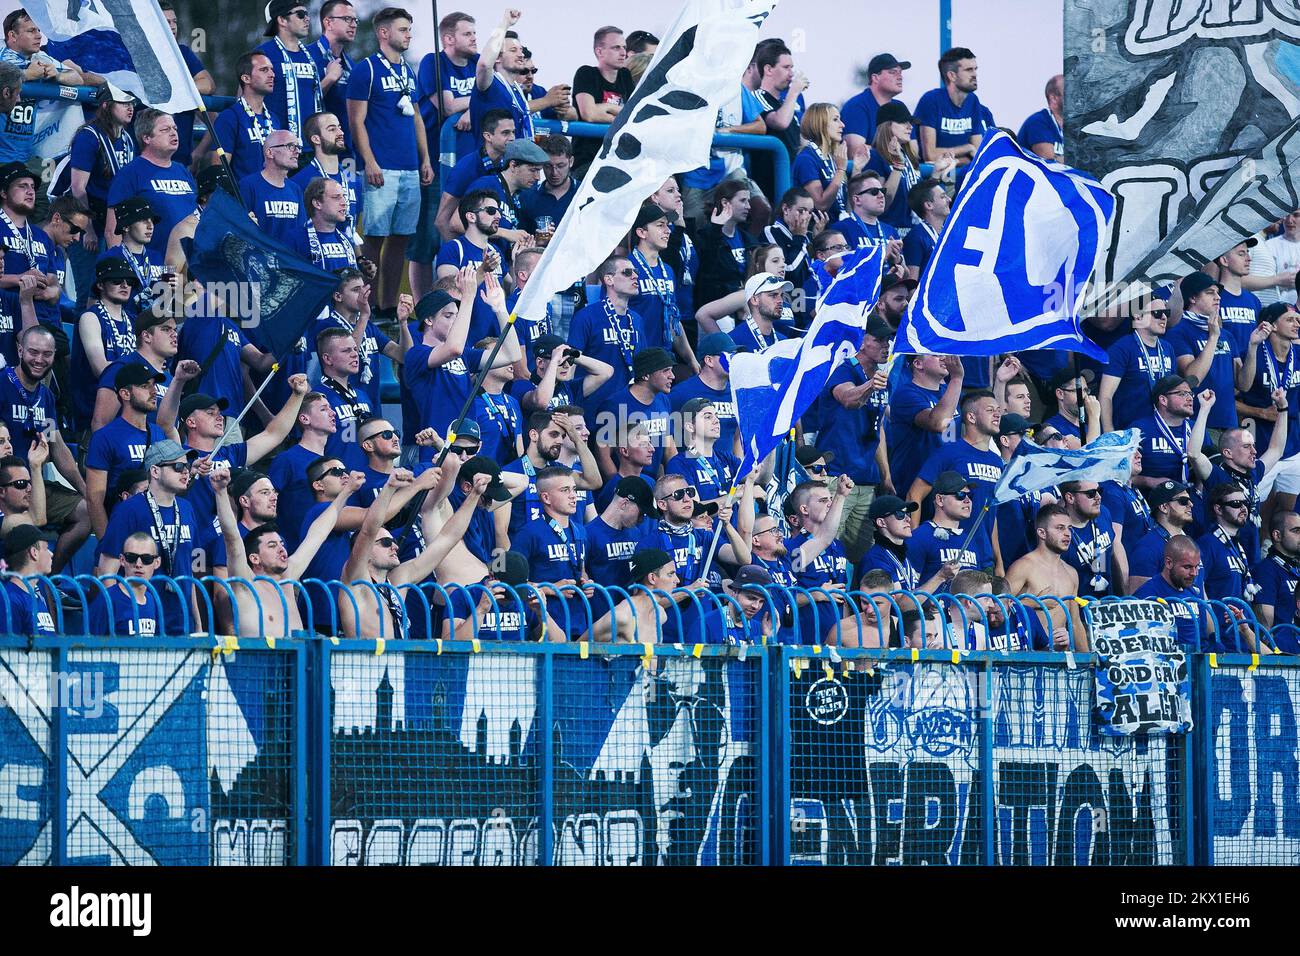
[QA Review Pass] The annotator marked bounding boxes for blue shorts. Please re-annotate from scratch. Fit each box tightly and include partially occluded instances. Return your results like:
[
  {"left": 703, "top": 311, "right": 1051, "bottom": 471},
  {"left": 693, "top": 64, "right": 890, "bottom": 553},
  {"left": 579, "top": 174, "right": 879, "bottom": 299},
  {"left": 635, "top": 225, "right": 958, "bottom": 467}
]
[{"left": 362, "top": 168, "right": 420, "bottom": 236}]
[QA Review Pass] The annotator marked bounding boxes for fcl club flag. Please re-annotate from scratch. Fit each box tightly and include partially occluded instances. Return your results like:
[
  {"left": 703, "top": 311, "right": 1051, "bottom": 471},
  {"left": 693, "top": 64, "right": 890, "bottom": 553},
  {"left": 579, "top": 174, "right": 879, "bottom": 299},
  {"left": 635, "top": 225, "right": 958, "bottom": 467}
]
[
  {"left": 512, "top": 0, "right": 777, "bottom": 322},
  {"left": 993, "top": 428, "right": 1140, "bottom": 504},
  {"left": 727, "top": 245, "right": 886, "bottom": 478},
  {"left": 895, "top": 130, "right": 1113, "bottom": 362},
  {"left": 187, "top": 190, "right": 338, "bottom": 362},
  {"left": 25, "top": 0, "right": 203, "bottom": 115}
]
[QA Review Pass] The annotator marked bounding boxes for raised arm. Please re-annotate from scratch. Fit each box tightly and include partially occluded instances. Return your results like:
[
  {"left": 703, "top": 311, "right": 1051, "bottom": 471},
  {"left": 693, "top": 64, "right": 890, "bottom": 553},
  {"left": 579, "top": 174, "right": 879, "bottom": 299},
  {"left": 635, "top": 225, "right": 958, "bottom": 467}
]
[
  {"left": 424, "top": 265, "right": 478, "bottom": 367},
  {"left": 210, "top": 467, "right": 252, "bottom": 580},
  {"left": 286, "top": 471, "right": 367, "bottom": 579},
  {"left": 1262, "top": 388, "right": 1290, "bottom": 470},
  {"left": 245, "top": 373, "right": 310, "bottom": 461},
  {"left": 476, "top": 9, "right": 520, "bottom": 90},
  {"left": 342, "top": 471, "right": 407, "bottom": 582},
  {"left": 394, "top": 471, "right": 486, "bottom": 585}
]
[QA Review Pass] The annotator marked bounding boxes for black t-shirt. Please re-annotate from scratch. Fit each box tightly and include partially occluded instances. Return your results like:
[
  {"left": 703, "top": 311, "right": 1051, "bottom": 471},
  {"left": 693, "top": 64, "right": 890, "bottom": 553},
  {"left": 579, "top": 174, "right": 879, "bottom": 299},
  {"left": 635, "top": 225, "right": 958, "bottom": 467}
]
[{"left": 572, "top": 65, "right": 635, "bottom": 168}]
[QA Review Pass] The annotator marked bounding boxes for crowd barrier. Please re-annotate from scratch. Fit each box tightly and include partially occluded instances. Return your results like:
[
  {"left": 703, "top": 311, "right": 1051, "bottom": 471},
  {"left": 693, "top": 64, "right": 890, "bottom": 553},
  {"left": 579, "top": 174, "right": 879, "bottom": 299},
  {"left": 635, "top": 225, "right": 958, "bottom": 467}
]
[{"left": 0, "top": 576, "right": 1297, "bottom": 866}]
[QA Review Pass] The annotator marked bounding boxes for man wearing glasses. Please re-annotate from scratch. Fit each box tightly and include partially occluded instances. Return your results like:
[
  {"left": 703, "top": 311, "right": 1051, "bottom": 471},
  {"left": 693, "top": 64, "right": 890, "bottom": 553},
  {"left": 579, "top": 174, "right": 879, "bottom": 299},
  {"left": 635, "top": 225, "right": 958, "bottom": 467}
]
[
  {"left": 1099, "top": 298, "right": 1176, "bottom": 433},
  {"left": 0, "top": 165, "right": 84, "bottom": 324},
  {"left": 96, "top": 440, "right": 201, "bottom": 636},
  {"left": 1197, "top": 483, "right": 1265, "bottom": 620},
  {"left": 1042, "top": 367, "right": 1101, "bottom": 449},
  {"left": 906, "top": 471, "right": 988, "bottom": 586},
  {"left": 836, "top": 171, "right": 900, "bottom": 256},
  {"left": 1059, "top": 480, "right": 1126, "bottom": 599},
  {"left": 87, "top": 531, "right": 164, "bottom": 637},
  {"left": 859, "top": 494, "right": 957, "bottom": 594},
  {"left": 1125, "top": 479, "right": 1200, "bottom": 594},
  {"left": 464, "top": 138, "right": 546, "bottom": 247},
  {"left": 258, "top": 0, "right": 323, "bottom": 143},
  {"left": 1132, "top": 374, "right": 1214, "bottom": 492},
  {"left": 0, "top": 441, "right": 47, "bottom": 536},
  {"left": 239, "top": 130, "right": 306, "bottom": 248},
  {"left": 436, "top": 189, "right": 509, "bottom": 345},
  {"left": 308, "top": 1, "right": 359, "bottom": 157}
]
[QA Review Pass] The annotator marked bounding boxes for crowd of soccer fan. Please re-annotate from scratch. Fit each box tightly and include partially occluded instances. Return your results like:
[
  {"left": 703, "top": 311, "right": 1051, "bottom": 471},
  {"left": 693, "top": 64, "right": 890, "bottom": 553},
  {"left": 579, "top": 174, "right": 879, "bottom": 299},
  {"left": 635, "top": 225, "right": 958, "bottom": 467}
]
[{"left": 0, "top": 3, "right": 1292, "bottom": 653}]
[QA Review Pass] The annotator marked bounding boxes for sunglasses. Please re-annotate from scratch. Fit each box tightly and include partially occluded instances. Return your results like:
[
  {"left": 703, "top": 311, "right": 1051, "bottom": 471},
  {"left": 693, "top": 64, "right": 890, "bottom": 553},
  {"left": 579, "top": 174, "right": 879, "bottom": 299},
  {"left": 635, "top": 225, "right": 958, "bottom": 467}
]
[
  {"left": 805, "top": 463, "right": 827, "bottom": 474},
  {"left": 1221, "top": 499, "right": 1248, "bottom": 509},
  {"left": 889, "top": 509, "right": 910, "bottom": 520},
  {"left": 1147, "top": 307, "right": 1170, "bottom": 320},
  {"left": 855, "top": 187, "right": 885, "bottom": 197},
  {"left": 0, "top": 478, "right": 30, "bottom": 490},
  {"left": 321, "top": 466, "right": 347, "bottom": 479},
  {"left": 664, "top": 486, "right": 697, "bottom": 501},
  {"left": 123, "top": 551, "right": 158, "bottom": 565},
  {"left": 375, "top": 536, "right": 397, "bottom": 549},
  {"left": 616, "top": 268, "right": 638, "bottom": 278},
  {"left": 1074, "top": 488, "right": 1102, "bottom": 499},
  {"left": 1038, "top": 431, "right": 1061, "bottom": 443},
  {"left": 450, "top": 444, "right": 481, "bottom": 456},
  {"left": 476, "top": 206, "right": 501, "bottom": 216},
  {"left": 160, "top": 461, "right": 192, "bottom": 473},
  {"left": 289, "top": 9, "right": 310, "bottom": 18},
  {"left": 1172, "top": 496, "right": 1193, "bottom": 506},
  {"left": 364, "top": 429, "right": 399, "bottom": 442},
  {"left": 948, "top": 490, "right": 972, "bottom": 501},
  {"left": 520, "top": 67, "right": 539, "bottom": 75},
  {"left": 67, "top": 224, "right": 85, "bottom": 238}
]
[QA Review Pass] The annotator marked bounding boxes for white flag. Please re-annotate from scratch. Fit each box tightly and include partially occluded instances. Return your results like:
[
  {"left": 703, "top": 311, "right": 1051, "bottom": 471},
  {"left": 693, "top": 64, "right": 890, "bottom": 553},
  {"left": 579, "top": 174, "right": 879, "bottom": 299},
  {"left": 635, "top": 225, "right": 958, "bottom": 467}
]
[
  {"left": 512, "top": 0, "right": 777, "bottom": 321},
  {"left": 994, "top": 429, "right": 1140, "bottom": 505}
]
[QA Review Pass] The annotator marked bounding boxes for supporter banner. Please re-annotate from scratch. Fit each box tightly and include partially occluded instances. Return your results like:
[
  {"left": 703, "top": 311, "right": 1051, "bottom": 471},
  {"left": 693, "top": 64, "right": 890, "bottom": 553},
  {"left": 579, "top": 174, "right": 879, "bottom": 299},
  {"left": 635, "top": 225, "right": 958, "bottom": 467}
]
[
  {"left": 788, "top": 661, "right": 1180, "bottom": 864},
  {"left": 896, "top": 131, "right": 1112, "bottom": 361},
  {"left": 26, "top": 0, "right": 203, "bottom": 115},
  {"left": 1209, "top": 667, "right": 1300, "bottom": 864},
  {"left": 0, "top": 647, "right": 292, "bottom": 865},
  {"left": 1090, "top": 600, "right": 1193, "bottom": 736},
  {"left": 512, "top": 0, "right": 777, "bottom": 322},
  {"left": 28, "top": 92, "right": 83, "bottom": 162},
  {"left": 328, "top": 651, "right": 759, "bottom": 865},
  {"left": 728, "top": 244, "right": 883, "bottom": 477},
  {"left": 994, "top": 428, "right": 1139, "bottom": 504},
  {"left": 1065, "top": 0, "right": 1300, "bottom": 296}
]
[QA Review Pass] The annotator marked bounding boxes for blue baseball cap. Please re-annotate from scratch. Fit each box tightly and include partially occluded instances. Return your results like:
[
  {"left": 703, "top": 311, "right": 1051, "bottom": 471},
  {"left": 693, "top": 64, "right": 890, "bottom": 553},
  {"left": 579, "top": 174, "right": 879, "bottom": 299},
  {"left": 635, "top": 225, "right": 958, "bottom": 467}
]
[{"left": 697, "top": 332, "right": 739, "bottom": 357}]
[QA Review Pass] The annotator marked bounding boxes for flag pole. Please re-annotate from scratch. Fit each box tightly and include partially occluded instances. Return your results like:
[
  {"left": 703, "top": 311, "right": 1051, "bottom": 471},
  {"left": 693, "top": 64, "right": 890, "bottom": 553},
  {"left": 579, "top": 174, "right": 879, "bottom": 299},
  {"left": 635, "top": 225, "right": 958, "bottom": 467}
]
[
  {"left": 699, "top": 482, "right": 739, "bottom": 582},
  {"left": 1072, "top": 352, "right": 1087, "bottom": 444},
  {"left": 395, "top": 313, "right": 520, "bottom": 547},
  {"left": 957, "top": 467, "right": 1012, "bottom": 553}
]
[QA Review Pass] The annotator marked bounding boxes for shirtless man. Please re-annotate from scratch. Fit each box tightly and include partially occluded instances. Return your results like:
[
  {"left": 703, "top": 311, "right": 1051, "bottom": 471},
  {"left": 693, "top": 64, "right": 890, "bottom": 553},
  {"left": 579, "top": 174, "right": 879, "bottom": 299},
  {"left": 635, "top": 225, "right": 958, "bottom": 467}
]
[
  {"left": 340, "top": 469, "right": 490, "bottom": 639},
  {"left": 210, "top": 464, "right": 366, "bottom": 637},
  {"left": 584, "top": 547, "right": 680, "bottom": 644},
  {"left": 1004, "top": 503, "right": 1088, "bottom": 650}
]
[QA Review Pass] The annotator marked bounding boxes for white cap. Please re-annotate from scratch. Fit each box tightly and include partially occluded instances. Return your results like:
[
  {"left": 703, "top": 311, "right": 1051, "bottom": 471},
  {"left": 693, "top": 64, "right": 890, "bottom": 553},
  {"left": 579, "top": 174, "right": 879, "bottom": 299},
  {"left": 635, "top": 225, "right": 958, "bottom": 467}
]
[{"left": 744, "top": 272, "right": 794, "bottom": 301}]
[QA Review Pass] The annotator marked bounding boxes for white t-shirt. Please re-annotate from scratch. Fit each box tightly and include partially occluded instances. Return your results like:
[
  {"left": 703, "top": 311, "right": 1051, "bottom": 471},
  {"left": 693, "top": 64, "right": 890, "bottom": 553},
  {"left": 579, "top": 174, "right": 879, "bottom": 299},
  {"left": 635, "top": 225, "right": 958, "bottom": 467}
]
[{"left": 1264, "top": 234, "right": 1300, "bottom": 305}]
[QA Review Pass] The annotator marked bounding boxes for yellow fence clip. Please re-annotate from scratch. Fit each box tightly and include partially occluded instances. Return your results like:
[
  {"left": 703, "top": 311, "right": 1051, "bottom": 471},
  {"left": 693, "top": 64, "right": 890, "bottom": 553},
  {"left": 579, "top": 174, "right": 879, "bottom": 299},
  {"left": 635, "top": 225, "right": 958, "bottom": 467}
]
[
  {"left": 692, "top": 643, "right": 704, "bottom": 659},
  {"left": 1208, "top": 653, "right": 1218, "bottom": 669},
  {"left": 471, "top": 638, "right": 481, "bottom": 654},
  {"left": 374, "top": 637, "right": 385, "bottom": 656},
  {"left": 1248, "top": 653, "right": 1260, "bottom": 671},
  {"left": 792, "top": 659, "right": 803, "bottom": 679},
  {"left": 642, "top": 641, "right": 654, "bottom": 661},
  {"left": 264, "top": 635, "right": 276, "bottom": 650},
  {"left": 812, "top": 644, "right": 822, "bottom": 655},
  {"left": 910, "top": 647, "right": 920, "bottom": 663},
  {"left": 223, "top": 635, "right": 238, "bottom": 657},
  {"left": 579, "top": 641, "right": 589, "bottom": 660},
  {"left": 951, "top": 649, "right": 961, "bottom": 665},
  {"left": 328, "top": 635, "right": 339, "bottom": 646},
  {"left": 436, "top": 638, "right": 443, "bottom": 655},
  {"left": 823, "top": 661, "right": 834, "bottom": 681}
]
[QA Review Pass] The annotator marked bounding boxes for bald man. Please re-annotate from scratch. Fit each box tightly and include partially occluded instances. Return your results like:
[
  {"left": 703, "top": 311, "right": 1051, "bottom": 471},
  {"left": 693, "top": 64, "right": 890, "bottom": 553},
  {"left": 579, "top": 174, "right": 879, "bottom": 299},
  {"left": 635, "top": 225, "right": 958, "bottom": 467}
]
[{"left": 238, "top": 128, "right": 306, "bottom": 246}]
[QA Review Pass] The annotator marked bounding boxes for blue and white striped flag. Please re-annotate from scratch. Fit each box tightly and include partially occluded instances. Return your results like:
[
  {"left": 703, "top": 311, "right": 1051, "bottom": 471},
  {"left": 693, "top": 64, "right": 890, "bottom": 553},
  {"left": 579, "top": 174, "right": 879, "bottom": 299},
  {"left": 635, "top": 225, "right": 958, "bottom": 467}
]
[
  {"left": 896, "top": 130, "right": 1113, "bottom": 362},
  {"left": 25, "top": 0, "right": 203, "bottom": 115},
  {"left": 727, "top": 245, "right": 886, "bottom": 479},
  {"left": 993, "top": 429, "right": 1139, "bottom": 505}
]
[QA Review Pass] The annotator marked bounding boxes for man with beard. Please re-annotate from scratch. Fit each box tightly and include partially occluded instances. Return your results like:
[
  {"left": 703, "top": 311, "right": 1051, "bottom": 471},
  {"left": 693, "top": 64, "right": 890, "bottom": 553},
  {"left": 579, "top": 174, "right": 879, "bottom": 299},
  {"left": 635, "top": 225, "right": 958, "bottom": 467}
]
[
  {"left": 1133, "top": 375, "right": 1212, "bottom": 490},
  {"left": 1252, "top": 511, "right": 1300, "bottom": 643},
  {"left": 307, "top": 3, "right": 359, "bottom": 157},
  {"left": 257, "top": 0, "right": 323, "bottom": 143},
  {"left": 1127, "top": 479, "right": 1199, "bottom": 593},
  {"left": 1100, "top": 298, "right": 1176, "bottom": 432},
  {"left": 873, "top": 273, "right": 914, "bottom": 329},
  {"left": 84, "top": 365, "right": 167, "bottom": 539},
  {"left": 859, "top": 494, "right": 957, "bottom": 594},
  {"left": 266, "top": 391, "right": 335, "bottom": 551},
  {"left": 915, "top": 47, "right": 988, "bottom": 170},
  {"left": 1197, "top": 415, "right": 1287, "bottom": 565},
  {"left": 293, "top": 112, "right": 361, "bottom": 246},
  {"left": 436, "top": 190, "right": 509, "bottom": 344},
  {"left": 499, "top": 410, "right": 600, "bottom": 540},
  {"left": 96, "top": 440, "right": 202, "bottom": 635},
  {"left": 0, "top": 165, "right": 83, "bottom": 322},
  {"left": 211, "top": 464, "right": 363, "bottom": 638},
  {"left": 1059, "top": 480, "right": 1126, "bottom": 598},
  {"left": 346, "top": 7, "right": 434, "bottom": 318},
  {"left": 0, "top": 441, "right": 46, "bottom": 534},
  {"left": 105, "top": 110, "right": 197, "bottom": 258},
  {"left": 725, "top": 272, "right": 791, "bottom": 354},
  {"left": 311, "top": 267, "right": 408, "bottom": 415},
  {"left": 203, "top": 52, "right": 280, "bottom": 181},
  {"left": 1237, "top": 303, "right": 1300, "bottom": 459},
  {"left": 1005, "top": 503, "right": 1083, "bottom": 650},
  {"left": 0, "top": 325, "right": 88, "bottom": 570},
  {"left": 420, "top": 11, "right": 478, "bottom": 163},
  {"left": 464, "top": 138, "right": 545, "bottom": 247},
  {"left": 469, "top": 10, "right": 537, "bottom": 140}
]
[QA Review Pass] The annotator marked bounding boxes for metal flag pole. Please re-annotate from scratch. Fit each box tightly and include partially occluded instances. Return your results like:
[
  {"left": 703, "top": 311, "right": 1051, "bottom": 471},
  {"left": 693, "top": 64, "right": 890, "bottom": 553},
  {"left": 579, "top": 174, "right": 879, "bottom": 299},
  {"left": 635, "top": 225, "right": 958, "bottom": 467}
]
[
  {"left": 699, "top": 482, "right": 740, "bottom": 582},
  {"left": 1073, "top": 352, "right": 1087, "bottom": 444},
  {"left": 956, "top": 467, "right": 1012, "bottom": 554},
  {"left": 395, "top": 314, "right": 520, "bottom": 547},
  {"left": 205, "top": 363, "right": 280, "bottom": 461}
]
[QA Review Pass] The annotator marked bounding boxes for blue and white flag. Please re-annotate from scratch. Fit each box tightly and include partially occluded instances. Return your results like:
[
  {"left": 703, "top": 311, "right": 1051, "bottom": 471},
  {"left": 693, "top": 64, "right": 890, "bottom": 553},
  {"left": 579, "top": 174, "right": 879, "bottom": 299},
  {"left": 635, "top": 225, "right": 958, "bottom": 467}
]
[
  {"left": 896, "top": 130, "right": 1113, "bottom": 362},
  {"left": 993, "top": 428, "right": 1139, "bottom": 505},
  {"left": 727, "top": 245, "right": 885, "bottom": 478},
  {"left": 26, "top": 0, "right": 203, "bottom": 115}
]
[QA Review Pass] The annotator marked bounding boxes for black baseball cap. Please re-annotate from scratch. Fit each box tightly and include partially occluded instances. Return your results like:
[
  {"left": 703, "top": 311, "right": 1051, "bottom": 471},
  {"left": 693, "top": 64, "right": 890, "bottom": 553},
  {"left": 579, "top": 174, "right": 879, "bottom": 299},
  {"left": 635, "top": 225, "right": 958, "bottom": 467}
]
[
  {"left": 865, "top": 315, "right": 895, "bottom": 340},
  {"left": 1180, "top": 271, "right": 1219, "bottom": 301},
  {"left": 196, "top": 165, "right": 236, "bottom": 200},
  {"left": 532, "top": 333, "right": 578, "bottom": 360},
  {"left": 876, "top": 100, "right": 914, "bottom": 125},
  {"left": 730, "top": 564, "right": 773, "bottom": 593},
  {"left": 415, "top": 289, "right": 459, "bottom": 321},
  {"left": 94, "top": 257, "right": 141, "bottom": 290},
  {"left": 2, "top": 524, "right": 55, "bottom": 558},
  {"left": 179, "top": 393, "right": 229, "bottom": 421},
  {"left": 697, "top": 332, "right": 738, "bottom": 357},
  {"left": 1048, "top": 366, "right": 1095, "bottom": 390},
  {"left": 633, "top": 203, "right": 671, "bottom": 231},
  {"left": 868, "top": 53, "right": 911, "bottom": 76},
  {"left": 492, "top": 551, "right": 531, "bottom": 587},
  {"left": 881, "top": 273, "right": 917, "bottom": 295},
  {"left": 0, "top": 162, "right": 35, "bottom": 191},
  {"left": 264, "top": 0, "right": 302, "bottom": 35},
  {"left": 998, "top": 413, "right": 1035, "bottom": 436},
  {"left": 133, "top": 304, "right": 174, "bottom": 336},
  {"left": 1261, "top": 302, "right": 1293, "bottom": 325},
  {"left": 795, "top": 445, "right": 834, "bottom": 466},
  {"left": 869, "top": 494, "right": 919, "bottom": 520},
  {"left": 459, "top": 455, "right": 512, "bottom": 502},
  {"left": 113, "top": 196, "right": 160, "bottom": 234},
  {"left": 633, "top": 347, "right": 674, "bottom": 380},
  {"left": 933, "top": 470, "right": 972, "bottom": 496},
  {"left": 629, "top": 546, "right": 675, "bottom": 582},
  {"left": 229, "top": 468, "right": 269, "bottom": 500},
  {"left": 615, "top": 476, "right": 654, "bottom": 516},
  {"left": 1152, "top": 373, "right": 1198, "bottom": 399},
  {"left": 1148, "top": 479, "right": 1192, "bottom": 507},
  {"left": 114, "top": 363, "right": 162, "bottom": 391}
]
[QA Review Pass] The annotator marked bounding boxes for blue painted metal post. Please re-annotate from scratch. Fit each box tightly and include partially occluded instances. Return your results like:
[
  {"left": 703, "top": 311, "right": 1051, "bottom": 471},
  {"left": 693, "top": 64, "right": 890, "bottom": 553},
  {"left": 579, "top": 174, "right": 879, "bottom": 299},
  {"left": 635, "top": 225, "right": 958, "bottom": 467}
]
[
  {"left": 939, "top": 0, "right": 953, "bottom": 53},
  {"left": 981, "top": 658, "right": 995, "bottom": 865},
  {"left": 774, "top": 645, "right": 792, "bottom": 866},
  {"left": 538, "top": 650, "right": 555, "bottom": 867},
  {"left": 293, "top": 642, "right": 309, "bottom": 866},
  {"left": 759, "top": 645, "right": 771, "bottom": 866},
  {"left": 309, "top": 638, "right": 332, "bottom": 866},
  {"left": 1191, "top": 655, "right": 1215, "bottom": 866},
  {"left": 51, "top": 645, "right": 67, "bottom": 865}
]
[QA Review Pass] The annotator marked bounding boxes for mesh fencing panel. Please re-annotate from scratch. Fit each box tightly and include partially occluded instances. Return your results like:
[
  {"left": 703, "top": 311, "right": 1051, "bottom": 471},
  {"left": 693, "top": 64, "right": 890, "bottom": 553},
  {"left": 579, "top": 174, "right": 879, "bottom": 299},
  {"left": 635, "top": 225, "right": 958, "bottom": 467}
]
[
  {"left": 1208, "top": 663, "right": 1300, "bottom": 865},
  {"left": 0, "top": 643, "right": 54, "bottom": 865}
]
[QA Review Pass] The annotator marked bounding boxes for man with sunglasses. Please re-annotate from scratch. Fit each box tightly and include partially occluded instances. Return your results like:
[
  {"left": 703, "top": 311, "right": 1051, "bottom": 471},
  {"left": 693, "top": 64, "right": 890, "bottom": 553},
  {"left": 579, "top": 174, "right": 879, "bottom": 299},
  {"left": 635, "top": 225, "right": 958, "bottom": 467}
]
[
  {"left": 906, "top": 471, "right": 989, "bottom": 586},
  {"left": 512, "top": 333, "right": 613, "bottom": 416},
  {"left": 87, "top": 531, "right": 164, "bottom": 637},
  {"left": 1100, "top": 298, "right": 1175, "bottom": 433},
  {"left": 239, "top": 130, "right": 306, "bottom": 249},
  {"left": 1126, "top": 479, "right": 1200, "bottom": 594},
  {"left": 1165, "top": 271, "right": 1239, "bottom": 436},
  {"left": 436, "top": 189, "right": 510, "bottom": 344},
  {"left": 71, "top": 258, "right": 141, "bottom": 434},
  {"left": 836, "top": 171, "right": 901, "bottom": 258},
  {"left": 0, "top": 442, "right": 46, "bottom": 535},
  {"left": 643, "top": 473, "right": 750, "bottom": 593},
  {"left": 84, "top": 365, "right": 167, "bottom": 540},
  {"left": 0, "top": 524, "right": 56, "bottom": 637},
  {"left": 96, "top": 440, "right": 202, "bottom": 636},
  {"left": 860, "top": 494, "right": 957, "bottom": 594},
  {"left": 1041, "top": 367, "right": 1101, "bottom": 449},
  {"left": 464, "top": 138, "right": 546, "bottom": 247},
  {"left": 1197, "top": 482, "right": 1264, "bottom": 615},
  {"left": 1059, "top": 480, "right": 1126, "bottom": 599},
  {"left": 258, "top": 0, "right": 324, "bottom": 143},
  {"left": 0, "top": 166, "right": 84, "bottom": 325}
]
